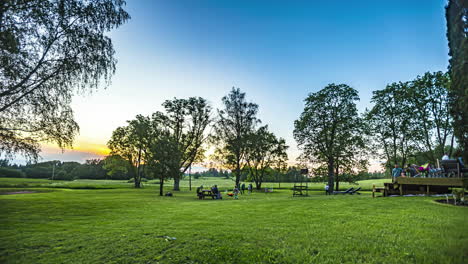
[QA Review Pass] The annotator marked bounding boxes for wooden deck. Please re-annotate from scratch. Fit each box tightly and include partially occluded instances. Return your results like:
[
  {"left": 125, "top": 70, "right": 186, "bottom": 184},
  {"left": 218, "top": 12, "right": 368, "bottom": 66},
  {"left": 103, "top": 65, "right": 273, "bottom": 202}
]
[
  {"left": 373, "top": 177, "right": 467, "bottom": 197},
  {"left": 396, "top": 177, "right": 467, "bottom": 187}
]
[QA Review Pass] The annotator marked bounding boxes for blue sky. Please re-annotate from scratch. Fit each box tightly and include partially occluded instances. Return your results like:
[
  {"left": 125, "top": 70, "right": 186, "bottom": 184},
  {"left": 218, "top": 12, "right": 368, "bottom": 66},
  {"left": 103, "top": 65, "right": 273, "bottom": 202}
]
[{"left": 40, "top": 0, "right": 449, "bottom": 165}]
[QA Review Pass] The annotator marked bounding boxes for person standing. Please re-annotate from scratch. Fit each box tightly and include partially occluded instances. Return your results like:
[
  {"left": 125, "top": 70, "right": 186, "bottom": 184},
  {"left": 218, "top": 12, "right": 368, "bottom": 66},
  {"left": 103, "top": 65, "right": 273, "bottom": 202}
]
[
  {"left": 233, "top": 186, "right": 240, "bottom": 199},
  {"left": 392, "top": 164, "right": 403, "bottom": 182},
  {"left": 325, "top": 184, "right": 329, "bottom": 195},
  {"left": 248, "top": 183, "right": 253, "bottom": 194},
  {"left": 241, "top": 183, "right": 246, "bottom": 194}
]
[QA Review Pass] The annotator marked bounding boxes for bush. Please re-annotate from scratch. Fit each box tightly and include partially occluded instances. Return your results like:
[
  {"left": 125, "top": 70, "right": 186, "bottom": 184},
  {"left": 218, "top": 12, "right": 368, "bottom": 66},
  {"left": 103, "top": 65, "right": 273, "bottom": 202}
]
[{"left": 0, "top": 167, "right": 25, "bottom": 178}]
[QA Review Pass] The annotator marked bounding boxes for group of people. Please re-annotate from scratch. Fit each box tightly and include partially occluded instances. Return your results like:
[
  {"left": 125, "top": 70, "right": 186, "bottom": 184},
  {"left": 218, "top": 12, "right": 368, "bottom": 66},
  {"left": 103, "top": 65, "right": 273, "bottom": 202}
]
[
  {"left": 196, "top": 183, "right": 254, "bottom": 200},
  {"left": 392, "top": 154, "right": 466, "bottom": 182},
  {"left": 229, "top": 183, "right": 254, "bottom": 199}
]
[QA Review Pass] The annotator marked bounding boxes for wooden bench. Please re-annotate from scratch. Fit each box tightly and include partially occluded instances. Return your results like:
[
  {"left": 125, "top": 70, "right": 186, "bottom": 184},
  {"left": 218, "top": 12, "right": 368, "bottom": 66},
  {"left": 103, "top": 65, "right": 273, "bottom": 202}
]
[
  {"left": 372, "top": 184, "right": 386, "bottom": 198},
  {"left": 292, "top": 185, "right": 308, "bottom": 196}
]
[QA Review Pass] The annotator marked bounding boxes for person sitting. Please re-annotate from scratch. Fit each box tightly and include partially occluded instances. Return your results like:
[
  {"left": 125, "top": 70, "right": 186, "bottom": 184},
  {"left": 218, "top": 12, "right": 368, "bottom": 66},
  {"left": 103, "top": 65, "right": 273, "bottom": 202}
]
[
  {"left": 196, "top": 186, "right": 203, "bottom": 199},
  {"left": 442, "top": 153, "right": 450, "bottom": 160},
  {"left": 428, "top": 164, "right": 443, "bottom": 177},
  {"left": 406, "top": 164, "right": 418, "bottom": 177}
]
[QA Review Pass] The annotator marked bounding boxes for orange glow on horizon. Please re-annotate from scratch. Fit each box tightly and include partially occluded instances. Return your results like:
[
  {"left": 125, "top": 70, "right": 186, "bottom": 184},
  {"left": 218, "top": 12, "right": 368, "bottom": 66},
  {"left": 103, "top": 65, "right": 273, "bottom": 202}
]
[{"left": 42, "top": 141, "right": 110, "bottom": 157}]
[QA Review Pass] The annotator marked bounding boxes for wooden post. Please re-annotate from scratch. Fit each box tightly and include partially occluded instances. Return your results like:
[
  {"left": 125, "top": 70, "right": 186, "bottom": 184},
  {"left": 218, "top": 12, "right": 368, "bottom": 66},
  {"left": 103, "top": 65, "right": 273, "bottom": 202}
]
[
  {"left": 372, "top": 184, "right": 375, "bottom": 198},
  {"left": 399, "top": 184, "right": 403, "bottom": 196},
  {"left": 426, "top": 185, "right": 430, "bottom": 196}
]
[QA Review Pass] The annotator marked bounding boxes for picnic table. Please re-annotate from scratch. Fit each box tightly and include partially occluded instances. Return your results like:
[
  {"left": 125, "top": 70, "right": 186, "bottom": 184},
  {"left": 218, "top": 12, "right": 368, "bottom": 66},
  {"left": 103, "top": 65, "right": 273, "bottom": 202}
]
[{"left": 198, "top": 189, "right": 216, "bottom": 200}]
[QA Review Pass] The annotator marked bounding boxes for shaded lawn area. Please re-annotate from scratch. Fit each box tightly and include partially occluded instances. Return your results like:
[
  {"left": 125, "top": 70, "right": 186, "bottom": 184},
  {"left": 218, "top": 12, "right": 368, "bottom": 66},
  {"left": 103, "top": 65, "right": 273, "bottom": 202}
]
[{"left": 0, "top": 187, "right": 466, "bottom": 264}]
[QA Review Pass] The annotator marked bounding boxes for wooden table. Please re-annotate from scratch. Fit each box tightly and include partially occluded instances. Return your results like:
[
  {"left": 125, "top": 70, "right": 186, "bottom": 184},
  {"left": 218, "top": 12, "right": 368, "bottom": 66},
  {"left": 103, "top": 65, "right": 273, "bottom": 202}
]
[{"left": 199, "top": 189, "right": 216, "bottom": 200}]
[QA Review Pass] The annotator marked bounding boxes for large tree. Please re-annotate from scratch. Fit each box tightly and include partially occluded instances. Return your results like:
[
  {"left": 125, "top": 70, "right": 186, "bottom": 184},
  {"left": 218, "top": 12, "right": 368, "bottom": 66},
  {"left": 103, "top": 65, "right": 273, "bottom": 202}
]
[
  {"left": 213, "top": 87, "right": 259, "bottom": 187},
  {"left": 366, "top": 82, "right": 421, "bottom": 169},
  {"left": 0, "top": 0, "right": 130, "bottom": 161},
  {"left": 294, "top": 83, "right": 364, "bottom": 191},
  {"left": 244, "top": 126, "right": 288, "bottom": 190},
  {"left": 446, "top": 0, "right": 468, "bottom": 162},
  {"left": 409, "top": 71, "right": 454, "bottom": 162},
  {"left": 154, "top": 97, "right": 211, "bottom": 191}
]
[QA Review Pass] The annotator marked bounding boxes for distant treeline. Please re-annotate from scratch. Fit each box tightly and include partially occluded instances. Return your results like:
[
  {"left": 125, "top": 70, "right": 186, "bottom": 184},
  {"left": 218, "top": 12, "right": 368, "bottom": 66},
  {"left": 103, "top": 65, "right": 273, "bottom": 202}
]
[
  {"left": 0, "top": 159, "right": 386, "bottom": 183},
  {"left": 0, "top": 158, "right": 126, "bottom": 181}
]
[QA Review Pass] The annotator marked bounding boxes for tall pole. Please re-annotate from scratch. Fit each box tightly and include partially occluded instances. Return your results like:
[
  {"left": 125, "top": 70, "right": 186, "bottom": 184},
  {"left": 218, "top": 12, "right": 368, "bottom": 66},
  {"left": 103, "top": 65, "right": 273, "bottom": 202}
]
[{"left": 189, "top": 165, "right": 192, "bottom": 191}]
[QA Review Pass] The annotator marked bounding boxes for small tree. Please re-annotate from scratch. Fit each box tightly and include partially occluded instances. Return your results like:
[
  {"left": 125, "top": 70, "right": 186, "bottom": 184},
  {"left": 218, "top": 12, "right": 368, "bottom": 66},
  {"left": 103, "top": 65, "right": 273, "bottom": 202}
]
[
  {"left": 244, "top": 126, "right": 288, "bottom": 190},
  {"left": 107, "top": 115, "right": 151, "bottom": 188},
  {"left": 146, "top": 130, "right": 180, "bottom": 196}
]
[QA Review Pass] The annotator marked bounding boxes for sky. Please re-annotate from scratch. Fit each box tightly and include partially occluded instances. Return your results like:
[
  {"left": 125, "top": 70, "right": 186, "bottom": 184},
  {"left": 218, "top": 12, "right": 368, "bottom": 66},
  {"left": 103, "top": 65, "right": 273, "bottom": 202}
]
[{"left": 38, "top": 0, "right": 450, "bottom": 170}]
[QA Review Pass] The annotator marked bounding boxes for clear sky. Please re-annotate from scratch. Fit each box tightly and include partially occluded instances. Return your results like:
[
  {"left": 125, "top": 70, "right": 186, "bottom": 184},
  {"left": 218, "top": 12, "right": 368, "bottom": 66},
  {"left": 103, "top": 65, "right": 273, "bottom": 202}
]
[{"left": 39, "top": 0, "right": 449, "bottom": 168}]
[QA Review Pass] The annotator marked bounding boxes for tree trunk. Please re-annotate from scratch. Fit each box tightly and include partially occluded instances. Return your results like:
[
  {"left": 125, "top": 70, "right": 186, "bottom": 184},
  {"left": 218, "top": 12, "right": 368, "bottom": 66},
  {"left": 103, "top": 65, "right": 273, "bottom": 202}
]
[
  {"left": 159, "top": 177, "right": 164, "bottom": 196},
  {"left": 235, "top": 161, "right": 241, "bottom": 188},
  {"left": 335, "top": 163, "right": 340, "bottom": 191},
  {"left": 449, "top": 133, "right": 455, "bottom": 157},
  {"left": 327, "top": 157, "right": 335, "bottom": 193},
  {"left": 173, "top": 175, "right": 180, "bottom": 191},
  {"left": 255, "top": 179, "right": 262, "bottom": 190},
  {"left": 135, "top": 149, "right": 142, "bottom": 188}
]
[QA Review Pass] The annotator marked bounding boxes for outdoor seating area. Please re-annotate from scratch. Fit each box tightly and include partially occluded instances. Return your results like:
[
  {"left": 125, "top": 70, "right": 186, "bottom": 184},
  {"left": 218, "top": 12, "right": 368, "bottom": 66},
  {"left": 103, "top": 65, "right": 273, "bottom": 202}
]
[{"left": 438, "top": 159, "right": 468, "bottom": 178}]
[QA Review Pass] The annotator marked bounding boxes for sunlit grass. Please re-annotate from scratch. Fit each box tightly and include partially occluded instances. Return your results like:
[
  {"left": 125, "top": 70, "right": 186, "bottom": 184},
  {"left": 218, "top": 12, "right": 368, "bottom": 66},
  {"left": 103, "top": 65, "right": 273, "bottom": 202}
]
[{"left": 0, "top": 180, "right": 466, "bottom": 264}]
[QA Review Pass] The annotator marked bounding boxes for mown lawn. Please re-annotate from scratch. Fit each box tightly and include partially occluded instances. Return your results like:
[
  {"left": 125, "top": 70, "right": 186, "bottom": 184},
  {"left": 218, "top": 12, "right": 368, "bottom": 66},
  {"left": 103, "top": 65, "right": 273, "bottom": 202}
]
[
  {"left": 0, "top": 180, "right": 466, "bottom": 264},
  {"left": 0, "top": 177, "right": 391, "bottom": 191}
]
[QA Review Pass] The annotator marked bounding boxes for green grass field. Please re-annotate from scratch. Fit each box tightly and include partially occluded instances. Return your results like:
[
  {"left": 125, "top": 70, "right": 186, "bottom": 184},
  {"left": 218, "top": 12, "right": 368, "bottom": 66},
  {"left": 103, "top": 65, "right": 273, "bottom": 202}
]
[
  {"left": 0, "top": 177, "right": 391, "bottom": 191},
  {"left": 1, "top": 178, "right": 466, "bottom": 264}
]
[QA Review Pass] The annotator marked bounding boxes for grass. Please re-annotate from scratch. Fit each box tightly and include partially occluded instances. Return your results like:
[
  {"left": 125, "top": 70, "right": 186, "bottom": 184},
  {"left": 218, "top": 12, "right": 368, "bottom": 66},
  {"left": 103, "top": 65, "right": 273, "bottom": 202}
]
[
  {"left": 0, "top": 177, "right": 391, "bottom": 191},
  {"left": 0, "top": 178, "right": 466, "bottom": 264}
]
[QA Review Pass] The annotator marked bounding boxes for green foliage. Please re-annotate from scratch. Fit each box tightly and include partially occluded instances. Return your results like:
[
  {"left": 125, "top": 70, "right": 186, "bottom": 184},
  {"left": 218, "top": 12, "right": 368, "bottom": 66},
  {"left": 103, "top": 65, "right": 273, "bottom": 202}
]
[
  {"left": 368, "top": 72, "right": 456, "bottom": 168},
  {"left": 70, "top": 159, "right": 106, "bottom": 180},
  {"left": 212, "top": 87, "right": 260, "bottom": 187},
  {"left": 0, "top": 167, "right": 24, "bottom": 178},
  {"left": 409, "top": 71, "right": 453, "bottom": 163},
  {"left": 245, "top": 125, "right": 288, "bottom": 189},
  {"left": 108, "top": 115, "right": 150, "bottom": 188},
  {"left": 446, "top": 0, "right": 468, "bottom": 162},
  {"left": 0, "top": 0, "right": 130, "bottom": 161},
  {"left": 102, "top": 155, "right": 131, "bottom": 180},
  {"left": 192, "top": 168, "right": 231, "bottom": 179},
  {"left": 294, "top": 83, "right": 365, "bottom": 190},
  {"left": 154, "top": 97, "right": 212, "bottom": 190},
  {"left": 367, "top": 82, "right": 422, "bottom": 168}
]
